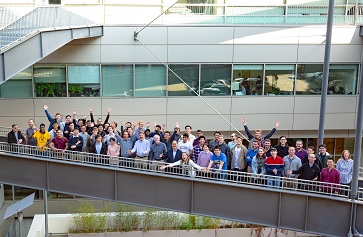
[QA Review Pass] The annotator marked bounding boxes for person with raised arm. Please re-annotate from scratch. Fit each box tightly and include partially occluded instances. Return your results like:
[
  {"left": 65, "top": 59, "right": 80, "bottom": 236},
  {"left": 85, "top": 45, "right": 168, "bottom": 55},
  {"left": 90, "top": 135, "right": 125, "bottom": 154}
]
[{"left": 242, "top": 116, "right": 279, "bottom": 150}]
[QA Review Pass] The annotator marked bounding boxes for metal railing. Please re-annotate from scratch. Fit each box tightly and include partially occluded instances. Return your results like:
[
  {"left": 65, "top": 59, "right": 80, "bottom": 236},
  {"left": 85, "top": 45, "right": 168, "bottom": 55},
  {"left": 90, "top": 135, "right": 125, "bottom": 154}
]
[
  {"left": 0, "top": 142, "right": 357, "bottom": 201},
  {"left": 0, "top": 6, "right": 97, "bottom": 49}
]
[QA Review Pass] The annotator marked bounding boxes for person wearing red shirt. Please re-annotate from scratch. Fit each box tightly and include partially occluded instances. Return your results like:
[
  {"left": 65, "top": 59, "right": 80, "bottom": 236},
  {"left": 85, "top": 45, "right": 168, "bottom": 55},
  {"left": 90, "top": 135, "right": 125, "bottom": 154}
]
[
  {"left": 264, "top": 148, "right": 284, "bottom": 188},
  {"left": 319, "top": 157, "right": 340, "bottom": 194}
]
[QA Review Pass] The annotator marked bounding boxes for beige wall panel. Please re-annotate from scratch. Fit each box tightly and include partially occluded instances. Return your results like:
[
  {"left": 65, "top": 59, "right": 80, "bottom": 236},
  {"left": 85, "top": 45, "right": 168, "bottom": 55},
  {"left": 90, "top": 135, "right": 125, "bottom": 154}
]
[
  {"left": 294, "top": 96, "right": 357, "bottom": 114},
  {"left": 234, "top": 26, "right": 299, "bottom": 45},
  {"left": 168, "top": 45, "right": 234, "bottom": 63},
  {"left": 330, "top": 45, "right": 362, "bottom": 62},
  {"left": 230, "top": 97, "right": 294, "bottom": 114},
  {"left": 297, "top": 45, "right": 324, "bottom": 62},
  {"left": 39, "top": 45, "right": 101, "bottom": 63},
  {"left": 0, "top": 117, "right": 32, "bottom": 129},
  {"left": 167, "top": 97, "right": 231, "bottom": 115},
  {"left": 325, "top": 113, "right": 356, "bottom": 130},
  {"left": 0, "top": 99, "right": 34, "bottom": 117},
  {"left": 33, "top": 98, "right": 102, "bottom": 119},
  {"left": 167, "top": 114, "right": 231, "bottom": 131},
  {"left": 293, "top": 113, "right": 319, "bottom": 130},
  {"left": 231, "top": 114, "right": 293, "bottom": 131},
  {"left": 102, "top": 26, "right": 167, "bottom": 45},
  {"left": 101, "top": 98, "right": 167, "bottom": 116},
  {"left": 298, "top": 26, "right": 361, "bottom": 45},
  {"left": 233, "top": 45, "right": 298, "bottom": 63},
  {"left": 167, "top": 26, "right": 234, "bottom": 45},
  {"left": 100, "top": 45, "right": 167, "bottom": 63}
]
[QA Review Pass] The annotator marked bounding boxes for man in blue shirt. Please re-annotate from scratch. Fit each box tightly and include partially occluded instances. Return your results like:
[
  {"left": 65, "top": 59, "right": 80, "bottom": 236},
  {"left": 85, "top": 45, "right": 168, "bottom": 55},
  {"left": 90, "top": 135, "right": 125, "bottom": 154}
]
[
  {"left": 129, "top": 131, "right": 150, "bottom": 169},
  {"left": 207, "top": 146, "right": 227, "bottom": 180},
  {"left": 246, "top": 140, "right": 259, "bottom": 170}
]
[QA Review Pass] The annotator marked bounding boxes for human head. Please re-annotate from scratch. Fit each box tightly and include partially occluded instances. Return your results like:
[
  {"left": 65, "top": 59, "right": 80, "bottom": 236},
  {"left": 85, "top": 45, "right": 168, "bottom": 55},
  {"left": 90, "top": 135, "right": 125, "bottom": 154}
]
[
  {"left": 122, "top": 131, "right": 129, "bottom": 139},
  {"left": 154, "top": 135, "right": 160, "bottom": 144},
  {"left": 55, "top": 113, "right": 61, "bottom": 121},
  {"left": 86, "top": 120, "right": 91, "bottom": 127},
  {"left": 127, "top": 127, "right": 133, "bottom": 136},
  {"left": 288, "top": 146, "right": 295, "bottom": 156},
  {"left": 77, "top": 119, "right": 84, "bottom": 127},
  {"left": 236, "top": 137, "right": 242, "bottom": 145},
  {"left": 69, "top": 123, "right": 74, "bottom": 131},
  {"left": 319, "top": 144, "right": 327, "bottom": 155},
  {"left": 73, "top": 128, "right": 79, "bottom": 136},
  {"left": 110, "top": 121, "right": 117, "bottom": 129},
  {"left": 196, "top": 130, "right": 203, "bottom": 138},
  {"left": 308, "top": 154, "right": 316, "bottom": 164},
  {"left": 164, "top": 131, "right": 170, "bottom": 140},
  {"left": 92, "top": 127, "right": 98, "bottom": 135},
  {"left": 81, "top": 125, "right": 87, "bottom": 133},
  {"left": 144, "top": 129, "right": 150, "bottom": 137},
  {"left": 199, "top": 136, "right": 206, "bottom": 145},
  {"left": 279, "top": 136, "right": 287, "bottom": 146},
  {"left": 138, "top": 120, "right": 144, "bottom": 129},
  {"left": 230, "top": 133, "right": 236, "bottom": 141},
  {"left": 181, "top": 152, "right": 189, "bottom": 162},
  {"left": 104, "top": 123, "right": 110, "bottom": 130},
  {"left": 307, "top": 146, "right": 315, "bottom": 155},
  {"left": 28, "top": 119, "right": 35, "bottom": 128},
  {"left": 172, "top": 140, "right": 178, "bottom": 150},
  {"left": 252, "top": 140, "right": 259, "bottom": 150},
  {"left": 270, "top": 147, "right": 277, "bottom": 157},
  {"left": 214, "top": 146, "right": 221, "bottom": 156},
  {"left": 65, "top": 115, "right": 71, "bottom": 123},
  {"left": 257, "top": 147, "right": 265, "bottom": 157},
  {"left": 185, "top": 125, "right": 192, "bottom": 134},
  {"left": 264, "top": 139, "right": 271, "bottom": 149},
  {"left": 218, "top": 134, "right": 224, "bottom": 144},
  {"left": 254, "top": 129, "right": 262, "bottom": 139},
  {"left": 342, "top": 150, "right": 350, "bottom": 160},
  {"left": 125, "top": 122, "right": 132, "bottom": 128},
  {"left": 110, "top": 137, "right": 116, "bottom": 144},
  {"left": 95, "top": 134, "right": 102, "bottom": 143},
  {"left": 97, "top": 118, "right": 103, "bottom": 125},
  {"left": 327, "top": 157, "right": 335, "bottom": 169},
  {"left": 138, "top": 131, "right": 145, "bottom": 140},
  {"left": 155, "top": 125, "right": 161, "bottom": 131},
  {"left": 296, "top": 139, "right": 303, "bottom": 149},
  {"left": 202, "top": 144, "right": 209, "bottom": 152},
  {"left": 52, "top": 121, "right": 59, "bottom": 130},
  {"left": 11, "top": 124, "right": 18, "bottom": 132},
  {"left": 214, "top": 131, "right": 220, "bottom": 141},
  {"left": 39, "top": 123, "right": 46, "bottom": 133},
  {"left": 182, "top": 133, "right": 189, "bottom": 142},
  {"left": 107, "top": 126, "right": 113, "bottom": 133},
  {"left": 98, "top": 124, "right": 104, "bottom": 133},
  {"left": 56, "top": 129, "right": 62, "bottom": 138}
]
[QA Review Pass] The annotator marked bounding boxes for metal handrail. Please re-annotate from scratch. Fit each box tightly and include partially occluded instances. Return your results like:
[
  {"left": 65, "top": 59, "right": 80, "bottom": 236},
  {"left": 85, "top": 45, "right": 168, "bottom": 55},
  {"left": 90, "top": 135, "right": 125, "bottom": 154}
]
[
  {"left": 0, "top": 141, "right": 354, "bottom": 200},
  {"left": 0, "top": 6, "right": 97, "bottom": 49}
]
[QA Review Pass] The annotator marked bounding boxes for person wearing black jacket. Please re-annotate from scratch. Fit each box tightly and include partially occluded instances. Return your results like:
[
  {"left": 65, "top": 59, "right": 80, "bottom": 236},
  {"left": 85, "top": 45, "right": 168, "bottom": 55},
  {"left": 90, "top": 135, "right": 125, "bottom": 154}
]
[
  {"left": 89, "top": 134, "right": 108, "bottom": 163},
  {"left": 274, "top": 136, "right": 289, "bottom": 158},
  {"left": 7, "top": 124, "right": 25, "bottom": 144},
  {"left": 290, "top": 154, "right": 320, "bottom": 191}
]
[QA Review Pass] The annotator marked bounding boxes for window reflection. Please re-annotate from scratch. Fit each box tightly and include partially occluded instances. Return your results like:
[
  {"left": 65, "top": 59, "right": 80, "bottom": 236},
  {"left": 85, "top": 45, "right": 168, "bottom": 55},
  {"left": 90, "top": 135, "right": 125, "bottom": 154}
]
[
  {"left": 168, "top": 64, "right": 199, "bottom": 96},
  {"left": 232, "top": 65, "right": 263, "bottom": 95},
  {"left": 328, "top": 64, "right": 357, "bottom": 95},
  {"left": 34, "top": 65, "right": 67, "bottom": 97},
  {"left": 264, "top": 65, "right": 295, "bottom": 96},
  {"left": 0, "top": 67, "right": 33, "bottom": 98},
  {"left": 68, "top": 65, "right": 100, "bottom": 97},
  {"left": 296, "top": 64, "right": 323, "bottom": 95},
  {"left": 135, "top": 65, "right": 166, "bottom": 97},
  {"left": 200, "top": 64, "right": 231, "bottom": 96},
  {"left": 102, "top": 65, "right": 133, "bottom": 97}
]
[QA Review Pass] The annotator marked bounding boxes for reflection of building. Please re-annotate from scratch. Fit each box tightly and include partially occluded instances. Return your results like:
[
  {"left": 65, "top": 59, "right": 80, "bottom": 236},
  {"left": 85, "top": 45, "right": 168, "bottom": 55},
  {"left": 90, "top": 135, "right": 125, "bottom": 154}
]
[{"left": 0, "top": 1, "right": 362, "bottom": 162}]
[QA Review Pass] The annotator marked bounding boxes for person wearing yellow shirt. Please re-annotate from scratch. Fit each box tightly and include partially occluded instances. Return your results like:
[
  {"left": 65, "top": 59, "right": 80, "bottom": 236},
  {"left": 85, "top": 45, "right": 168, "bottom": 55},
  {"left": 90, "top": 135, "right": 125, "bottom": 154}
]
[{"left": 31, "top": 123, "right": 51, "bottom": 151}]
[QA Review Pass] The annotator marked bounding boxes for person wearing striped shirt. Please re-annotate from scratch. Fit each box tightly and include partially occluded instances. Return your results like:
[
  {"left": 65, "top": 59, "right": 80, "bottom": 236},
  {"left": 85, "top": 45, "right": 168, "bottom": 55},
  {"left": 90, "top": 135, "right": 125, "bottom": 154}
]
[{"left": 336, "top": 149, "right": 353, "bottom": 195}]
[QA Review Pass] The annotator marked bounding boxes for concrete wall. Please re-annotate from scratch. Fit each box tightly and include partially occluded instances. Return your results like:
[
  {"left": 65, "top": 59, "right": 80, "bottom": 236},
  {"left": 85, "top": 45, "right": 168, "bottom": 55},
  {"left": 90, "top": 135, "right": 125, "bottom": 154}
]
[{"left": 0, "top": 25, "right": 361, "bottom": 136}]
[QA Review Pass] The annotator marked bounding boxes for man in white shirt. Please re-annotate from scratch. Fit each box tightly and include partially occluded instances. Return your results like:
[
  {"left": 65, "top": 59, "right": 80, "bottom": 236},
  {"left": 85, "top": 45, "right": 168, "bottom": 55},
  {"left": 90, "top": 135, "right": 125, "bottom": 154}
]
[{"left": 177, "top": 134, "right": 193, "bottom": 157}]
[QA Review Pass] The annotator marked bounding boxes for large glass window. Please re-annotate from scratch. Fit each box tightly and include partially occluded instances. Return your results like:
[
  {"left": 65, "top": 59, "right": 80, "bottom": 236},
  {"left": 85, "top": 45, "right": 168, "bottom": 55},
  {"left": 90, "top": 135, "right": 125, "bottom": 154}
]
[
  {"left": 264, "top": 65, "right": 295, "bottom": 95},
  {"left": 102, "top": 65, "right": 133, "bottom": 97},
  {"left": 0, "top": 67, "right": 33, "bottom": 98},
  {"left": 200, "top": 64, "right": 231, "bottom": 96},
  {"left": 296, "top": 64, "right": 323, "bottom": 95},
  {"left": 328, "top": 64, "right": 358, "bottom": 95},
  {"left": 135, "top": 65, "right": 166, "bottom": 97},
  {"left": 68, "top": 65, "right": 100, "bottom": 97},
  {"left": 34, "top": 65, "right": 66, "bottom": 97},
  {"left": 232, "top": 65, "right": 263, "bottom": 96},
  {"left": 168, "top": 64, "right": 199, "bottom": 96}
]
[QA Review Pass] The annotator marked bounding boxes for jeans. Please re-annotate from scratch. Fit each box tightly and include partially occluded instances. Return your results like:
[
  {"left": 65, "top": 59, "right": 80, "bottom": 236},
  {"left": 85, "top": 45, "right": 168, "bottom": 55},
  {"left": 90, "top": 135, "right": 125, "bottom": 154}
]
[{"left": 267, "top": 176, "right": 281, "bottom": 188}]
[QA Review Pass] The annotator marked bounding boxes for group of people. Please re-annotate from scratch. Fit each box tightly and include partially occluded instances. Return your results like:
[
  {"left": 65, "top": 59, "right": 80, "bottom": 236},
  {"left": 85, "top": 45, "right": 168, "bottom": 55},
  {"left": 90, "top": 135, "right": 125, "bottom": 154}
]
[{"left": 6, "top": 105, "right": 354, "bottom": 195}]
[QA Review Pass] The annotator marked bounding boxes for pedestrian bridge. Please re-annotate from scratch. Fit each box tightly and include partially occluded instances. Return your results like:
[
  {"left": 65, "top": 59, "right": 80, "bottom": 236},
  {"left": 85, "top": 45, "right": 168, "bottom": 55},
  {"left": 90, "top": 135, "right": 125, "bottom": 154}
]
[{"left": 0, "top": 142, "right": 362, "bottom": 237}]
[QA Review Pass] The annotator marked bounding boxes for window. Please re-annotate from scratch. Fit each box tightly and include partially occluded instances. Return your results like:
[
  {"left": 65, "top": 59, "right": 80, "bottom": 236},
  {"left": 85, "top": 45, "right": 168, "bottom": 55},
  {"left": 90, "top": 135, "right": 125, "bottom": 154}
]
[
  {"left": 0, "top": 67, "right": 32, "bottom": 98},
  {"left": 265, "top": 65, "right": 295, "bottom": 95},
  {"left": 200, "top": 64, "right": 231, "bottom": 96},
  {"left": 34, "top": 65, "right": 67, "bottom": 97},
  {"left": 102, "top": 65, "right": 133, "bottom": 97},
  {"left": 68, "top": 65, "right": 100, "bottom": 97},
  {"left": 135, "top": 65, "right": 166, "bottom": 97},
  {"left": 168, "top": 64, "right": 199, "bottom": 96},
  {"left": 296, "top": 64, "right": 323, "bottom": 95},
  {"left": 232, "top": 65, "right": 263, "bottom": 96},
  {"left": 328, "top": 64, "right": 358, "bottom": 95}
]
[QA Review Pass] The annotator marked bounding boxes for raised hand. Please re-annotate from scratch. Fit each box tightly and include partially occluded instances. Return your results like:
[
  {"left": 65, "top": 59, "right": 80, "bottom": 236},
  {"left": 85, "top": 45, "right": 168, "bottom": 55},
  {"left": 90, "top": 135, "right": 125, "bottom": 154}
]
[
  {"left": 107, "top": 108, "right": 112, "bottom": 114},
  {"left": 89, "top": 106, "right": 93, "bottom": 112},
  {"left": 275, "top": 121, "right": 280, "bottom": 128},
  {"left": 120, "top": 120, "right": 124, "bottom": 126},
  {"left": 175, "top": 122, "right": 179, "bottom": 128},
  {"left": 44, "top": 105, "right": 48, "bottom": 110},
  {"left": 242, "top": 117, "right": 246, "bottom": 125},
  {"left": 73, "top": 110, "right": 77, "bottom": 115}
]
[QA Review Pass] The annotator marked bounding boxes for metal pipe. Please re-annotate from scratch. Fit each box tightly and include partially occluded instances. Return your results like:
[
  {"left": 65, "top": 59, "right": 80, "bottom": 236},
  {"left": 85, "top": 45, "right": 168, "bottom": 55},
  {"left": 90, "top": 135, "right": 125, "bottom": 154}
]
[
  {"left": 318, "top": 0, "right": 335, "bottom": 146},
  {"left": 44, "top": 190, "right": 48, "bottom": 237}
]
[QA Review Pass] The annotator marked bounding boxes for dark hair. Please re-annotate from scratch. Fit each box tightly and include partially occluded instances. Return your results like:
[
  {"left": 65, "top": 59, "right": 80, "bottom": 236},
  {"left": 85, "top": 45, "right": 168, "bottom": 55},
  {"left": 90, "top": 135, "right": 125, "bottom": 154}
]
[
  {"left": 145, "top": 129, "right": 150, "bottom": 133},
  {"left": 164, "top": 131, "right": 170, "bottom": 135},
  {"left": 56, "top": 129, "right": 62, "bottom": 133},
  {"left": 95, "top": 134, "right": 102, "bottom": 140},
  {"left": 202, "top": 144, "right": 209, "bottom": 149},
  {"left": 51, "top": 121, "right": 58, "bottom": 125},
  {"left": 264, "top": 139, "right": 271, "bottom": 143},
  {"left": 110, "top": 137, "right": 116, "bottom": 142},
  {"left": 98, "top": 124, "right": 104, "bottom": 128},
  {"left": 183, "top": 133, "right": 189, "bottom": 138},
  {"left": 66, "top": 115, "right": 71, "bottom": 119},
  {"left": 307, "top": 146, "right": 315, "bottom": 151},
  {"left": 279, "top": 136, "right": 286, "bottom": 140},
  {"left": 12, "top": 124, "right": 18, "bottom": 128},
  {"left": 156, "top": 125, "right": 161, "bottom": 129},
  {"left": 197, "top": 129, "right": 202, "bottom": 133},
  {"left": 319, "top": 144, "right": 327, "bottom": 149},
  {"left": 252, "top": 140, "right": 259, "bottom": 144},
  {"left": 40, "top": 123, "right": 46, "bottom": 128},
  {"left": 214, "top": 131, "right": 220, "bottom": 135},
  {"left": 199, "top": 136, "right": 206, "bottom": 141},
  {"left": 214, "top": 145, "right": 220, "bottom": 150},
  {"left": 55, "top": 113, "right": 60, "bottom": 116},
  {"left": 327, "top": 157, "right": 334, "bottom": 161},
  {"left": 185, "top": 125, "right": 192, "bottom": 130}
]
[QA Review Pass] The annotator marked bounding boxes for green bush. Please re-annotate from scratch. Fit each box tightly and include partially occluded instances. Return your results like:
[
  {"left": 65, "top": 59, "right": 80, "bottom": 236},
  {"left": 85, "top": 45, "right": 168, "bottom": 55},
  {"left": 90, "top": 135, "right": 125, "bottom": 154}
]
[{"left": 115, "top": 204, "right": 140, "bottom": 232}]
